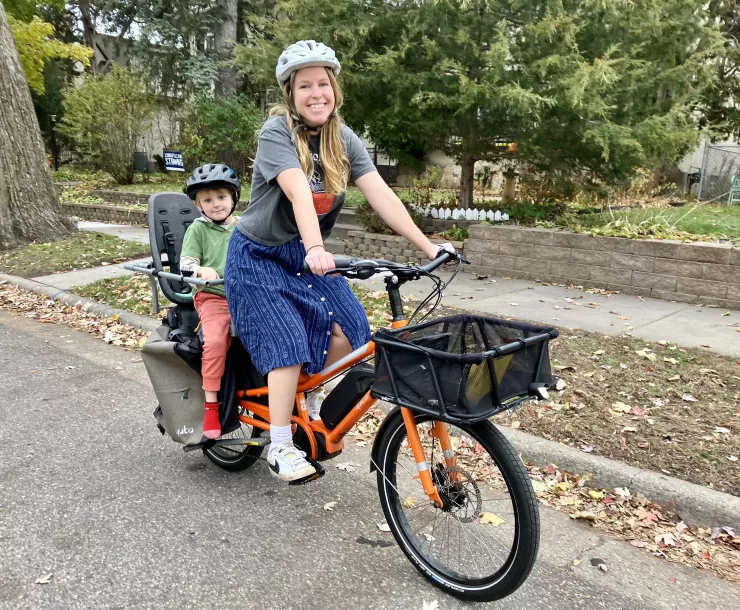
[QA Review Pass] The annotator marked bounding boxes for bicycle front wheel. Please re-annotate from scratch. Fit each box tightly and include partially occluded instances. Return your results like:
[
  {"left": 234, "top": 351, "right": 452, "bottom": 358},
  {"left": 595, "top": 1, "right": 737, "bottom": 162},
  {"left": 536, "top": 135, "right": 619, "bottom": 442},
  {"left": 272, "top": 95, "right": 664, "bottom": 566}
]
[{"left": 374, "top": 411, "right": 539, "bottom": 602}]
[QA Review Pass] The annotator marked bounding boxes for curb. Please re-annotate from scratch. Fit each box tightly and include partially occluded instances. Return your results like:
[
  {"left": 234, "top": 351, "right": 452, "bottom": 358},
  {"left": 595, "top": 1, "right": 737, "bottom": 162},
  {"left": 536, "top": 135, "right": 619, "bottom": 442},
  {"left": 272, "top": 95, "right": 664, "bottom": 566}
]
[
  {"left": 2, "top": 272, "right": 738, "bottom": 528},
  {"left": 499, "top": 427, "right": 740, "bottom": 529},
  {"left": 0, "top": 273, "right": 159, "bottom": 333}
]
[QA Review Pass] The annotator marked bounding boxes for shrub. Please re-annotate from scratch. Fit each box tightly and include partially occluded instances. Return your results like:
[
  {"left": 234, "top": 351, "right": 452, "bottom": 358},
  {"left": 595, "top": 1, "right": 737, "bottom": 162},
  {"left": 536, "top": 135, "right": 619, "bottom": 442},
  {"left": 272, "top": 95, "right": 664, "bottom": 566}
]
[
  {"left": 60, "top": 66, "right": 155, "bottom": 184},
  {"left": 179, "top": 95, "right": 262, "bottom": 179},
  {"left": 355, "top": 200, "right": 423, "bottom": 235}
]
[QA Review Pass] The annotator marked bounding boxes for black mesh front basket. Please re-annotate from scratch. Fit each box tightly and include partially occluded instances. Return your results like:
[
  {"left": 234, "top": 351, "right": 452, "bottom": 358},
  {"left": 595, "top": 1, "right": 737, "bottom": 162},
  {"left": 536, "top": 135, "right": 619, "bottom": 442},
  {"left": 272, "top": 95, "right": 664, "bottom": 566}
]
[{"left": 372, "top": 314, "right": 559, "bottom": 423}]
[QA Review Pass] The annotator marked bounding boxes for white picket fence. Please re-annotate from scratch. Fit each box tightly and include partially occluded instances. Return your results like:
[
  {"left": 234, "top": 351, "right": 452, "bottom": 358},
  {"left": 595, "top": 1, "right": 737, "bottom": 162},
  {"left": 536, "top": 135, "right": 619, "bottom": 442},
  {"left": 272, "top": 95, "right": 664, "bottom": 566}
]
[{"left": 415, "top": 206, "right": 510, "bottom": 222}]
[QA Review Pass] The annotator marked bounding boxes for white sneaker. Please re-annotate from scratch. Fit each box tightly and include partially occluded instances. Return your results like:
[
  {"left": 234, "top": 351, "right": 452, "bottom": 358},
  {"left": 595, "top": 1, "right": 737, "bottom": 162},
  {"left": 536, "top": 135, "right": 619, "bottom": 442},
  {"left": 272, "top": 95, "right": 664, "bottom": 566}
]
[
  {"left": 306, "top": 388, "right": 327, "bottom": 421},
  {"left": 267, "top": 440, "right": 316, "bottom": 481}
]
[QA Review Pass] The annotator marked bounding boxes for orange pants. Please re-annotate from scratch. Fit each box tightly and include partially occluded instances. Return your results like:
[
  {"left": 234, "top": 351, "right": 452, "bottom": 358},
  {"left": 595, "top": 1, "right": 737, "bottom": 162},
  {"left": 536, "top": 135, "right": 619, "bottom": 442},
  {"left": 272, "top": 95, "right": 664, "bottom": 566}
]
[{"left": 194, "top": 292, "right": 232, "bottom": 392}]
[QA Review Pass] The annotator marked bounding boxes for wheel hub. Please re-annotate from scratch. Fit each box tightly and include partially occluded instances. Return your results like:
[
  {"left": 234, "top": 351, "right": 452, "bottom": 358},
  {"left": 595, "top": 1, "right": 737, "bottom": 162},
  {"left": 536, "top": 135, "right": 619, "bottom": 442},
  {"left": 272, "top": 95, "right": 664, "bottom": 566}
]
[{"left": 431, "top": 463, "right": 482, "bottom": 522}]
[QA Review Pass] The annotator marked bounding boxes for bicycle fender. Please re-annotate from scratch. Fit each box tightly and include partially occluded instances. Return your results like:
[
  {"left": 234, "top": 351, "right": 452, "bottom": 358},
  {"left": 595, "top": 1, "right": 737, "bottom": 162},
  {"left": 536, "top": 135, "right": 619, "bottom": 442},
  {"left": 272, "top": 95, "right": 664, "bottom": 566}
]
[{"left": 370, "top": 406, "right": 403, "bottom": 472}]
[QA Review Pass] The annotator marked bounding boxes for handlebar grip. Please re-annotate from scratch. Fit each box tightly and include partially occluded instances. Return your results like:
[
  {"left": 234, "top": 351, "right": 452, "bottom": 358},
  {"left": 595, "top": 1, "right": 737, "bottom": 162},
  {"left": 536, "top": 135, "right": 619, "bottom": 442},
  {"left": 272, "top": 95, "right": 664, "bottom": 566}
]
[{"left": 303, "top": 254, "right": 359, "bottom": 273}]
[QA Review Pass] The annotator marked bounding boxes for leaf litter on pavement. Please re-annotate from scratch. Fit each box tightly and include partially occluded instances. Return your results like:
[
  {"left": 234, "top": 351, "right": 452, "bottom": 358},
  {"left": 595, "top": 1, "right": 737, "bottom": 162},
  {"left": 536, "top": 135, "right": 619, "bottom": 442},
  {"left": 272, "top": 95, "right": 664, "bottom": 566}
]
[{"left": 0, "top": 282, "right": 150, "bottom": 349}]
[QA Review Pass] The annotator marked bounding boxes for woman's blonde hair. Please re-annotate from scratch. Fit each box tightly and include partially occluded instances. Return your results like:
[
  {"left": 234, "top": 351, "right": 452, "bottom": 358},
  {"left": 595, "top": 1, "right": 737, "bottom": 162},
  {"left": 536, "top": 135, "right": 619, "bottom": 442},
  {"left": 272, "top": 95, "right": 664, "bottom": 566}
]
[{"left": 269, "top": 68, "right": 349, "bottom": 196}]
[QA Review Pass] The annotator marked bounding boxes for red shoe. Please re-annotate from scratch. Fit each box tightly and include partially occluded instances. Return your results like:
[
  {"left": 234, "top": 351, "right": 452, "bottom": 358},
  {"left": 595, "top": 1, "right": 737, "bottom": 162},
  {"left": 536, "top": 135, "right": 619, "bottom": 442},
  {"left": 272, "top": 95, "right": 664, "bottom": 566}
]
[{"left": 203, "top": 402, "right": 221, "bottom": 440}]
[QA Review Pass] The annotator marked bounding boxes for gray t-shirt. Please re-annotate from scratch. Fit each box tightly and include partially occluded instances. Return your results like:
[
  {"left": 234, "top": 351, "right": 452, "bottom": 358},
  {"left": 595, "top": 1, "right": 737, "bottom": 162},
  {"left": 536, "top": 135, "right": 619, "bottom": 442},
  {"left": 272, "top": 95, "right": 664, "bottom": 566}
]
[{"left": 237, "top": 115, "right": 376, "bottom": 246}]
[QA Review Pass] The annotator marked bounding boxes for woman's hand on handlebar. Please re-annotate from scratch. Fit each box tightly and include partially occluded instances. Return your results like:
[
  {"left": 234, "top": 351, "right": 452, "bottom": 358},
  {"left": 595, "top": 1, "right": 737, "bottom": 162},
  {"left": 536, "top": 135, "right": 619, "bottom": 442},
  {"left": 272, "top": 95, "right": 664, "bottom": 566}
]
[
  {"left": 425, "top": 241, "right": 456, "bottom": 260},
  {"left": 305, "top": 245, "right": 336, "bottom": 276}
]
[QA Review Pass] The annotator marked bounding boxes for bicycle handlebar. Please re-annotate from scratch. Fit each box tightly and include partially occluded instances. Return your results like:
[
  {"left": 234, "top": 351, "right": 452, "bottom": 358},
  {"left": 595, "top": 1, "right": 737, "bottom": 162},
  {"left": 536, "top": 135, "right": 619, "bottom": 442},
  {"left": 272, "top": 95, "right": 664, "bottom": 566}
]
[
  {"left": 303, "top": 250, "right": 464, "bottom": 279},
  {"left": 123, "top": 263, "right": 225, "bottom": 287}
]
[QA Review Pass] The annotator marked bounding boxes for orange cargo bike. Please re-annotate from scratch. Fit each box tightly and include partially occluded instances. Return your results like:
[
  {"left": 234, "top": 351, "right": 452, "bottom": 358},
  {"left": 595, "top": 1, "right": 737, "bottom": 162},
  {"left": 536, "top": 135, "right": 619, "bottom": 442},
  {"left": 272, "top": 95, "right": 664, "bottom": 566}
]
[
  {"left": 131, "top": 245, "right": 559, "bottom": 602},
  {"left": 127, "top": 189, "right": 559, "bottom": 603}
]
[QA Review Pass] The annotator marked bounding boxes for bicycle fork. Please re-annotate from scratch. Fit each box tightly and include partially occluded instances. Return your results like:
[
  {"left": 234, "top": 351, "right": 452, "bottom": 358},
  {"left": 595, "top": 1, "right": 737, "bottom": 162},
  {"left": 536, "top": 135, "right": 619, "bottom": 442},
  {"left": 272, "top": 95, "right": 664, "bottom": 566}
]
[{"left": 401, "top": 408, "right": 458, "bottom": 509}]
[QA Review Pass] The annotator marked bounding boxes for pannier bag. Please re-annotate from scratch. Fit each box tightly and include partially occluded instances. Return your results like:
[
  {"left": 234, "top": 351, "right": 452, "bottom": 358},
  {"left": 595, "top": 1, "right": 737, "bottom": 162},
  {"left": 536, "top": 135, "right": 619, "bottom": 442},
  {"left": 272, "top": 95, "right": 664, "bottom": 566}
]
[
  {"left": 372, "top": 314, "right": 559, "bottom": 423},
  {"left": 142, "top": 325, "right": 207, "bottom": 445}
]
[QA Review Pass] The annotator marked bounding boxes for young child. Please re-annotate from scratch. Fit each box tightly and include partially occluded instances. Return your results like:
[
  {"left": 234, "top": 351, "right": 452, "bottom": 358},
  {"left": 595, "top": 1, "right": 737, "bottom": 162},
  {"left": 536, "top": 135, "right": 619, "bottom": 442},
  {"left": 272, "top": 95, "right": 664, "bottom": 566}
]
[{"left": 181, "top": 163, "right": 241, "bottom": 440}]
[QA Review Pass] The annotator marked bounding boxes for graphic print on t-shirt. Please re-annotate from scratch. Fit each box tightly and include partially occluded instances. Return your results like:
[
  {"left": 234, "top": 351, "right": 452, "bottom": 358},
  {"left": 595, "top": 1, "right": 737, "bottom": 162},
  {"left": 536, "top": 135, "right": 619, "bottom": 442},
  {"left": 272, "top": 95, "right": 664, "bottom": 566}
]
[{"left": 309, "top": 150, "right": 335, "bottom": 215}]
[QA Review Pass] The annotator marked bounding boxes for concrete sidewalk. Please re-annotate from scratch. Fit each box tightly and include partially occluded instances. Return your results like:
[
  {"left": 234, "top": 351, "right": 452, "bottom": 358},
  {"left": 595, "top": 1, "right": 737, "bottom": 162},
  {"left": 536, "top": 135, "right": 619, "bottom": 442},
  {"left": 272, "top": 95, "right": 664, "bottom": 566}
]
[{"left": 32, "top": 221, "right": 740, "bottom": 358}]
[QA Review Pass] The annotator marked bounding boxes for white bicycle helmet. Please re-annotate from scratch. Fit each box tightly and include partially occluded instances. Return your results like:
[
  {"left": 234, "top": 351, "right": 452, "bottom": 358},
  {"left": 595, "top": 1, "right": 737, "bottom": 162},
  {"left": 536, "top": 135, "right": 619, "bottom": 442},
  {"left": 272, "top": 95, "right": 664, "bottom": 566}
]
[{"left": 276, "top": 40, "right": 341, "bottom": 87}]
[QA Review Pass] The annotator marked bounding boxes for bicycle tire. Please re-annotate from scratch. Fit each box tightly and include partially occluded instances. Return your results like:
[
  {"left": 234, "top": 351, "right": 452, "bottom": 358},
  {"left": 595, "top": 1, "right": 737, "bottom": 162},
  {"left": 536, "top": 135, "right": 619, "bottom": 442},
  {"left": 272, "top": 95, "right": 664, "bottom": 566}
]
[
  {"left": 203, "top": 409, "right": 264, "bottom": 472},
  {"left": 374, "top": 410, "right": 539, "bottom": 602}
]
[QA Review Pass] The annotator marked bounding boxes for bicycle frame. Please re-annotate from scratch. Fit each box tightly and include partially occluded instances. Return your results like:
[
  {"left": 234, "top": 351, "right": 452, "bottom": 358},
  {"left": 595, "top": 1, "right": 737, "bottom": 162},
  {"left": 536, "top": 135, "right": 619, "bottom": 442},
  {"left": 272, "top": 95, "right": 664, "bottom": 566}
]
[{"left": 235, "top": 303, "right": 451, "bottom": 508}]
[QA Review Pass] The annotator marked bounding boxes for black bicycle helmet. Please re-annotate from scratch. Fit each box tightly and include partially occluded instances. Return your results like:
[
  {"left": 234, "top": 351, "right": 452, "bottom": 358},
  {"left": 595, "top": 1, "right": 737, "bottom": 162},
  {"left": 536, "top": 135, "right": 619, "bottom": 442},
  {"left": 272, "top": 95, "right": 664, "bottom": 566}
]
[{"left": 185, "top": 164, "right": 241, "bottom": 204}]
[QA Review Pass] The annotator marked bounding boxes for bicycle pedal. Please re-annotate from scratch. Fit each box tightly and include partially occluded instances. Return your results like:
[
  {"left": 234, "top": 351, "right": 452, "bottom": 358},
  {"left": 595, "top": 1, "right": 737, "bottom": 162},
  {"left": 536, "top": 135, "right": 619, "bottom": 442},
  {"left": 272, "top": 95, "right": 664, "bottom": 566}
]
[{"left": 288, "top": 456, "right": 326, "bottom": 486}]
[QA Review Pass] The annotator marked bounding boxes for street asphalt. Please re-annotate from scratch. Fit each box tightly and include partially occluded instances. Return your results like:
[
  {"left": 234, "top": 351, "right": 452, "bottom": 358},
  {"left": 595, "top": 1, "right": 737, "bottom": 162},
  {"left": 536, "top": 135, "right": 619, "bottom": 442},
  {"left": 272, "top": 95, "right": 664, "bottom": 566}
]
[{"left": 1, "top": 311, "right": 739, "bottom": 610}]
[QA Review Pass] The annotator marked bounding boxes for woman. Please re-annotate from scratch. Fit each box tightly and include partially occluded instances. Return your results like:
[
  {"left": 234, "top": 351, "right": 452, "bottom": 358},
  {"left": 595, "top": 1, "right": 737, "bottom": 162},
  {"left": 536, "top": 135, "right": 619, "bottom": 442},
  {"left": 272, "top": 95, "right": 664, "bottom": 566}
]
[{"left": 225, "top": 40, "right": 450, "bottom": 481}]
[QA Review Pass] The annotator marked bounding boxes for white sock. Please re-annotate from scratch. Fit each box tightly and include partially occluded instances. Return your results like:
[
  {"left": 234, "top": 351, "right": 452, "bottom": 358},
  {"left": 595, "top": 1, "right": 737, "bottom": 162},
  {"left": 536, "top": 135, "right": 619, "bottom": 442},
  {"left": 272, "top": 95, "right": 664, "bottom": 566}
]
[{"left": 269, "top": 425, "right": 292, "bottom": 452}]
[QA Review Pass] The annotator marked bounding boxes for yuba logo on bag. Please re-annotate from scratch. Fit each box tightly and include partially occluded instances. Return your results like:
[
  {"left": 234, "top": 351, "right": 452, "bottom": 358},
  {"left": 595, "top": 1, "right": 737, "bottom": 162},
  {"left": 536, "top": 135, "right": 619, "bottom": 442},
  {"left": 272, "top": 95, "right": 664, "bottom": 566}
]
[{"left": 177, "top": 425, "right": 194, "bottom": 436}]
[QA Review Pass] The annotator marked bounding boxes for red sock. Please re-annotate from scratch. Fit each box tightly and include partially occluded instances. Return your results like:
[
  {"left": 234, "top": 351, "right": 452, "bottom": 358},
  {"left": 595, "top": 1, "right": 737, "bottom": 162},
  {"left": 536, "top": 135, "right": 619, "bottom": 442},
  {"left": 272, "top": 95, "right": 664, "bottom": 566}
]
[{"left": 203, "top": 402, "right": 221, "bottom": 440}]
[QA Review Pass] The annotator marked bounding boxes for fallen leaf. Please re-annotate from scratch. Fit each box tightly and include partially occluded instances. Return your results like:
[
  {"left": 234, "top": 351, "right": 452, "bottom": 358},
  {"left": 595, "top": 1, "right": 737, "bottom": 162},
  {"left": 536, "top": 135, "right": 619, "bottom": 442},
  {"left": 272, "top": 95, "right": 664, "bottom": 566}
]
[
  {"left": 667, "top": 375, "right": 681, "bottom": 382},
  {"left": 422, "top": 601, "right": 440, "bottom": 610},
  {"left": 622, "top": 426, "right": 638, "bottom": 433},
  {"left": 588, "top": 490, "right": 605, "bottom": 499},
  {"left": 593, "top": 350, "right": 605, "bottom": 356},
  {"left": 480, "top": 512, "right": 505, "bottom": 526},
  {"left": 663, "top": 357, "right": 679, "bottom": 365},
  {"left": 630, "top": 540, "right": 647, "bottom": 548},
  {"left": 681, "top": 394, "right": 697, "bottom": 402},
  {"left": 555, "top": 379, "right": 566, "bottom": 391},
  {"left": 580, "top": 445, "right": 594, "bottom": 453},
  {"left": 377, "top": 522, "right": 391, "bottom": 532},
  {"left": 655, "top": 532, "right": 677, "bottom": 546},
  {"left": 637, "top": 509, "right": 658, "bottom": 524},
  {"left": 403, "top": 497, "right": 417, "bottom": 508},
  {"left": 336, "top": 462, "right": 358, "bottom": 472},
  {"left": 571, "top": 511, "right": 597, "bottom": 521},
  {"left": 35, "top": 573, "right": 52, "bottom": 585},
  {"left": 323, "top": 501, "right": 338, "bottom": 511},
  {"left": 611, "top": 401, "right": 632, "bottom": 413},
  {"left": 613, "top": 487, "right": 631, "bottom": 498}
]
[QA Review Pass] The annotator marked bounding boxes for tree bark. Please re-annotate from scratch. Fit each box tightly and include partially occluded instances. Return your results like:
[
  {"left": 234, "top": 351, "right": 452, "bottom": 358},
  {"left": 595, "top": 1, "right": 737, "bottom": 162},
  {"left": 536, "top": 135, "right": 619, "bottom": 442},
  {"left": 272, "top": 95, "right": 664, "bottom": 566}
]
[
  {"left": 77, "top": 1, "right": 97, "bottom": 74},
  {"left": 459, "top": 157, "right": 475, "bottom": 209},
  {"left": 214, "top": 0, "right": 238, "bottom": 96},
  {"left": 0, "top": 4, "right": 76, "bottom": 251}
]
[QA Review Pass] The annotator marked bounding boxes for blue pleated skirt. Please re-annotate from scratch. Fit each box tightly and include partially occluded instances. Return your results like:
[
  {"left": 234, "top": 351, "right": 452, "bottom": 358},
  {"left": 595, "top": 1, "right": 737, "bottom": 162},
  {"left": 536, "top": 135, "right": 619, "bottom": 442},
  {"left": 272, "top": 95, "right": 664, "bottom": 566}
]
[{"left": 224, "top": 230, "right": 371, "bottom": 376}]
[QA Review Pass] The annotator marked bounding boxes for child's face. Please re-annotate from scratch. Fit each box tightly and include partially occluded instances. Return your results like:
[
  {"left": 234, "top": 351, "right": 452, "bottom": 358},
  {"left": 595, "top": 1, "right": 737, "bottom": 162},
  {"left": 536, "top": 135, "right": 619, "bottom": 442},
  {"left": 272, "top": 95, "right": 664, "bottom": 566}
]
[{"left": 195, "top": 187, "right": 233, "bottom": 222}]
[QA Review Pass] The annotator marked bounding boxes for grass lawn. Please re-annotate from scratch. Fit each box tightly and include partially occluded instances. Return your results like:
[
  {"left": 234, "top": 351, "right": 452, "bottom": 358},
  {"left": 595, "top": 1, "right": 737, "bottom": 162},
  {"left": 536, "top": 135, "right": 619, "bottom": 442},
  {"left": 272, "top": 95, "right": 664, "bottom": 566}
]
[
  {"left": 574, "top": 204, "right": 740, "bottom": 240},
  {"left": 0, "top": 233, "right": 151, "bottom": 278},
  {"left": 74, "top": 274, "right": 170, "bottom": 317}
]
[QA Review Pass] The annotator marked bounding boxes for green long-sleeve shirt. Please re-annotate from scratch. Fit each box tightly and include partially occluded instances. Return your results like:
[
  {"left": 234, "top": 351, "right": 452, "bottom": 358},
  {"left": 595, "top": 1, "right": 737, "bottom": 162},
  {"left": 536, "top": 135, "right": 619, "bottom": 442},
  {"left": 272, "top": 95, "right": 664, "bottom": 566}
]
[{"left": 180, "top": 217, "right": 238, "bottom": 297}]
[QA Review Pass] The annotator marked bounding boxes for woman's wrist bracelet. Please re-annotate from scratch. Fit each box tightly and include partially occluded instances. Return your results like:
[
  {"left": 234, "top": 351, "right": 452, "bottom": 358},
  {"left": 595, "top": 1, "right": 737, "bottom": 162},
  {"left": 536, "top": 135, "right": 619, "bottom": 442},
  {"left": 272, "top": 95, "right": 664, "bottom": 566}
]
[{"left": 305, "top": 244, "right": 325, "bottom": 255}]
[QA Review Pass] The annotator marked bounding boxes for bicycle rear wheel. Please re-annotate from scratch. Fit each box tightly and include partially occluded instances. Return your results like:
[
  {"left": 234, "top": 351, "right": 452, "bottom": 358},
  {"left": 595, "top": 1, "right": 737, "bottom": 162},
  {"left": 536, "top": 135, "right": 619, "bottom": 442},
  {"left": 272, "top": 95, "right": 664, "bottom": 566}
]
[
  {"left": 203, "top": 407, "right": 263, "bottom": 472},
  {"left": 374, "top": 411, "right": 539, "bottom": 602}
]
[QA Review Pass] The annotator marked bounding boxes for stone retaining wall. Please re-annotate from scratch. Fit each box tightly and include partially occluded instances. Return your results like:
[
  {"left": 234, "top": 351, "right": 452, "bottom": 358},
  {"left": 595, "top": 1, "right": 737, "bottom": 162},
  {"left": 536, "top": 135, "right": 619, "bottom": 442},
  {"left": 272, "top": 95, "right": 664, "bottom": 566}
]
[
  {"left": 63, "top": 203, "right": 148, "bottom": 226},
  {"left": 346, "top": 230, "right": 463, "bottom": 264},
  {"left": 466, "top": 225, "right": 740, "bottom": 309},
  {"left": 89, "top": 189, "right": 150, "bottom": 206}
]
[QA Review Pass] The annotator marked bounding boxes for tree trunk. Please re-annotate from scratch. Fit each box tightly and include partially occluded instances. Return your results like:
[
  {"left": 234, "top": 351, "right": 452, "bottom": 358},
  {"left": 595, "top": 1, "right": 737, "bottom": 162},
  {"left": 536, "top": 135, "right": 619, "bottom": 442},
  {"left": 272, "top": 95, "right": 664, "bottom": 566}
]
[
  {"left": 0, "top": 4, "right": 76, "bottom": 251},
  {"left": 214, "top": 0, "right": 238, "bottom": 96},
  {"left": 77, "top": 1, "right": 97, "bottom": 73},
  {"left": 459, "top": 157, "right": 475, "bottom": 209}
]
